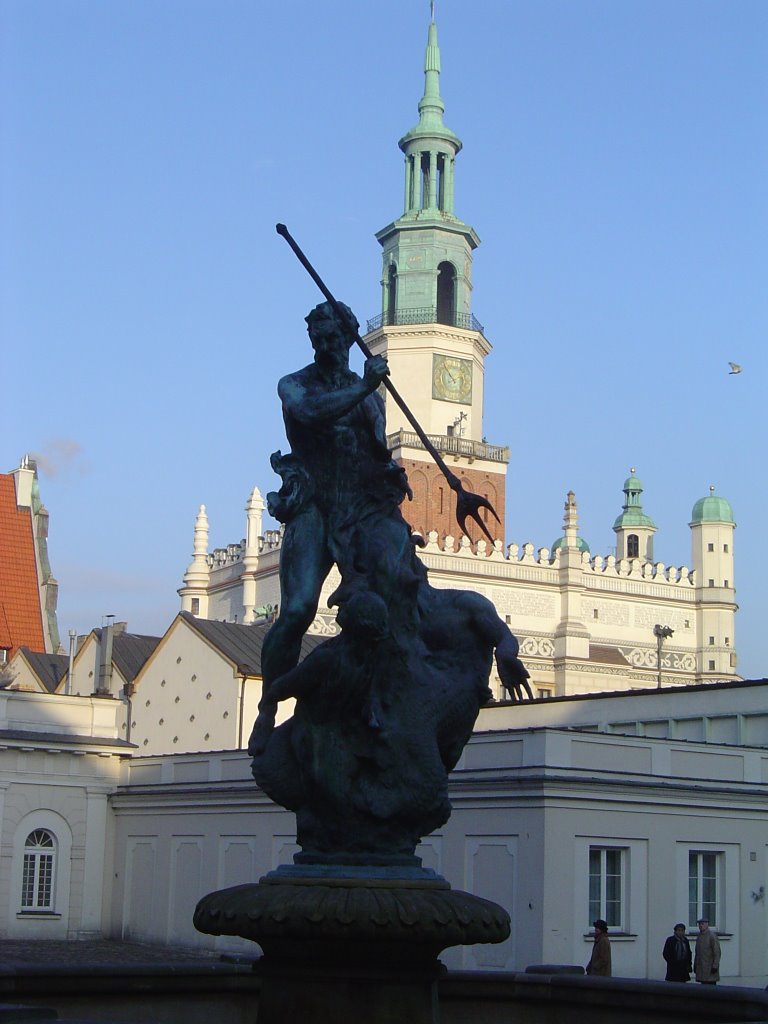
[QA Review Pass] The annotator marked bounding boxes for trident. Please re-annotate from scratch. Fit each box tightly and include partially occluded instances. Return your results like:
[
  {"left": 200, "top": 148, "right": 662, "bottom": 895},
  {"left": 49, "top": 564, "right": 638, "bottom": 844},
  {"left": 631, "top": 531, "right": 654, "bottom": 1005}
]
[{"left": 276, "top": 223, "right": 500, "bottom": 545}]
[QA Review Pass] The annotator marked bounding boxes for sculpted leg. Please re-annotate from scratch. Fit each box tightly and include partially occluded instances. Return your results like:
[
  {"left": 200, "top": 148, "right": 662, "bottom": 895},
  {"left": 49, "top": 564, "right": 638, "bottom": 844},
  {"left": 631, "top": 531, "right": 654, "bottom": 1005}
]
[{"left": 260, "top": 506, "right": 331, "bottom": 689}]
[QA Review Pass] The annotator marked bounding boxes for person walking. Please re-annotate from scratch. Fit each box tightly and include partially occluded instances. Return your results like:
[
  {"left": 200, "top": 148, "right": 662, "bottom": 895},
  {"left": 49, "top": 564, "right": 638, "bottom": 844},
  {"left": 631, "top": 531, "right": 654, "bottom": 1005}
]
[
  {"left": 694, "top": 918, "right": 721, "bottom": 985},
  {"left": 586, "top": 919, "right": 612, "bottom": 977},
  {"left": 663, "top": 923, "right": 692, "bottom": 982}
]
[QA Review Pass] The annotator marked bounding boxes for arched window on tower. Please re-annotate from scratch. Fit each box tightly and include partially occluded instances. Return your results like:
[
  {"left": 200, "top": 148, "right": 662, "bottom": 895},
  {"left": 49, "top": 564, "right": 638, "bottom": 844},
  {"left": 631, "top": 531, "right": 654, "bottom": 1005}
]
[
  {"left": 387, "top": 264, "right": 397, "bottom": 326},
  {"left": 21, "top": 829, "right": 56, "bottom": 912},
  {"left": 437, "top": 262, "right": 456, "bottom": 326},
  {"left": 627, "top": 534, "right": 639, "bottom": 559}
]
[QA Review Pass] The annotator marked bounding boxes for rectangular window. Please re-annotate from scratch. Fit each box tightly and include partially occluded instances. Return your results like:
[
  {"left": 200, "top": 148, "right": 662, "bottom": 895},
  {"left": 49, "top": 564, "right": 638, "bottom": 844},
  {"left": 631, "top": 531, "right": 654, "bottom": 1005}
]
[
  {"left": 709, "top": 636, "right": 715, "bottom": 645},
  {"left": 723, "top": 544, "right": 729, "bottom": 553},
  {"left": 707, "top": 543, "right": 714, "bottom": 552},
  {"left": 589, "top": 847, "right": 624, "bottom": 929},
  {"left": 191, "top": 598, "right": 200, "bottom": 615},
  {"left": 689, "top": 851, "right": 720, "bottom": 928},
  {"left": 708, "top": 660, "right": 716, "bottom": 671},
  {"left": 708, "top": 579, "right": 715, "bottom": 588},
  {"left": 537, "top": 687, "right": 554, "bottom": 699},
  {"left": 21, "top": 852, "right": 54, "bottom": 911},
  {"left": 593, "top": 609, "right": 599, "bottom": 620},
  {"left": 724, "top": 580, "right": 729, "bottom": 588}
]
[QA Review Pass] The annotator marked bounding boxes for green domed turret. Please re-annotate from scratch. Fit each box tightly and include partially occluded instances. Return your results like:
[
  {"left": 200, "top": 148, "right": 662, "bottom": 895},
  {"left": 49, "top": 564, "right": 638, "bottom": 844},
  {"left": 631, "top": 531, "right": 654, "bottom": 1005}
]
[
  {"left": 551, "top": 535, "right": 590, "bottom": 555},
  {"left": 612, "top": 468, "right": 657, "bottom": 531},
  {"left": 691, "top": 487, "right": 735, "bottom": 525}
]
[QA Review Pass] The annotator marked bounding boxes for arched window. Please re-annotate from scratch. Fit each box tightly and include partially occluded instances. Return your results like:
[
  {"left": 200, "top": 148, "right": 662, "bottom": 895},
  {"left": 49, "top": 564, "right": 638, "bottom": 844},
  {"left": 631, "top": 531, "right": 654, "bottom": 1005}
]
[
  {"left": 627, "top": 534, "right": 639, "bottom": 559},
  {"left": 437, "top": 262, "right": 455, "bottom": 326},
  {"left": 387, "top": 264, "right": 397, "bottom": 326},
  {"left": 21, "top": 829, "right": 56, "bottom": 912}
]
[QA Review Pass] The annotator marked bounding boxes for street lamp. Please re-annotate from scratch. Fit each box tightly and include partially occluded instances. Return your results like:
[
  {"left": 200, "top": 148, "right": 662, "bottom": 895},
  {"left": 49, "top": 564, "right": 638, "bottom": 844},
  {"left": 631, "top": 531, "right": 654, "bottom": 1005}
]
[{"left": 653, "top": 624, "right": 674, "bottom": 688}]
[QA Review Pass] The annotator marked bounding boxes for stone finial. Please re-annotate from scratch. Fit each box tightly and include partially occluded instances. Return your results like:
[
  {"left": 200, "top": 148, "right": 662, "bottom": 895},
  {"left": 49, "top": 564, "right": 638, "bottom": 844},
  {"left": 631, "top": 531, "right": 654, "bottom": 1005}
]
[{"left": 563, "top": 490, "right": 578, "bottom": 547}]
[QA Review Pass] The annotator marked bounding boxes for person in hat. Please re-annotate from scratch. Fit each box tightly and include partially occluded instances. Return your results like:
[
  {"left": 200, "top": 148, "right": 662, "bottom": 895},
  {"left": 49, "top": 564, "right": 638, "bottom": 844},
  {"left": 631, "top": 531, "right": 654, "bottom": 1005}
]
[
  {"left": 586, "top": 919, "right": 612, "bottom": 977},
  {"left": 694, "top": 918, "right": 721, "bottom": 984},
  {"left": 663, "top": 923, "right": 693, "bottom": 982}
]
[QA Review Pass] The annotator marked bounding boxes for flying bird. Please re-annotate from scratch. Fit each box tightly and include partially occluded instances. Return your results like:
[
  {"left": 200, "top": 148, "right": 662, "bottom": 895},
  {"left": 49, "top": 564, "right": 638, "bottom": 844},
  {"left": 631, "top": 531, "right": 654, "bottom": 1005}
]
[{"left": 728, "top": 362, "right": 742, "bottom": 375}]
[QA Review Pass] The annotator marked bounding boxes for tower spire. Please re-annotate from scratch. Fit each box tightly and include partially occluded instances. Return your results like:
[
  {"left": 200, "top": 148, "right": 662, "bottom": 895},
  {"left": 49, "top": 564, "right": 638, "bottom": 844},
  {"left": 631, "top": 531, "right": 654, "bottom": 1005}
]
[
  {"left": 418, "top": 8, "right": 445, "bottom": 130},
  {"left": 398, "top": 7, "right": 462, "bottom": 218}
]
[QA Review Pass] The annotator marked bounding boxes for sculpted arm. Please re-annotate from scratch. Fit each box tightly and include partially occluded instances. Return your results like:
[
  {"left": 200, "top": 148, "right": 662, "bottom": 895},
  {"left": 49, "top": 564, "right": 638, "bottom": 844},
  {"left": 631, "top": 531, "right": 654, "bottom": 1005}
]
[
  {"left": 279, "top": 357, "right": 389, "bottom": 426},
  {"left": 465, "top": 593, "right": 532, "bottom": 702}
]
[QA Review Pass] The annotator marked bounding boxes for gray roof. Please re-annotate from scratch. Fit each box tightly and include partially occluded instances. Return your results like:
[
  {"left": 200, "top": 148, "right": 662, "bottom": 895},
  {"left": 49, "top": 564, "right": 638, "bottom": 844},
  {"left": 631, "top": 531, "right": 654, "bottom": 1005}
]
[
  {"left": 0, "top": 728, "right": 134, "bottom": 749},
  {"left": 588, "top": 645, "right": 631, "bottom": 667},
  {"left": 180, "top": 611, "right": 327, "bottom": 676},
  {"left": 18, "top": 649, "right": 69, "bottom": 693},
  {"left": 93, "top": 630, "right": 161, "bottom": 682}
]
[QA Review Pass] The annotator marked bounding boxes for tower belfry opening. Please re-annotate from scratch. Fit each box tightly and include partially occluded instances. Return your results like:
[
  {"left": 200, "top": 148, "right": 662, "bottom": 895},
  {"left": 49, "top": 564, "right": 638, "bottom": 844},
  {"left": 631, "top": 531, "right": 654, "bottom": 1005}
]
[{"left": 437, "top": 262, "right": 455, "bottom": 325}]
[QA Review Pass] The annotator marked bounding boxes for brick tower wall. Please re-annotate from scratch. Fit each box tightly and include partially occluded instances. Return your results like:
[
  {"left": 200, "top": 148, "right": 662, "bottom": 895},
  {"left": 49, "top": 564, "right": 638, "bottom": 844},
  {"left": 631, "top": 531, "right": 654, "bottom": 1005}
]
[{"left": 398, "top": 457, "right": 507, "bottom": 544}]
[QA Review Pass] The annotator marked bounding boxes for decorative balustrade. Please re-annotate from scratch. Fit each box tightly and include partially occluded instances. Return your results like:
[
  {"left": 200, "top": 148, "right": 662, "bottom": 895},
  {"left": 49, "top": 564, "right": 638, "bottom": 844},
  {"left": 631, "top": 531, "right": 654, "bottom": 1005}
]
[
  {"left": 366, "top": 307, "right": 484, "bottom": 334},
  {"left": 387, "top": 429, "right": 509, "bottom": 464}
]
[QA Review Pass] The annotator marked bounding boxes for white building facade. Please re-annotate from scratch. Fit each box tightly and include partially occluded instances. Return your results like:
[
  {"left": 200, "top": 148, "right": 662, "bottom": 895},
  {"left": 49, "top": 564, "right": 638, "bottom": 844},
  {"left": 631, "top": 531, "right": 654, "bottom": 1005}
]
[
  {"left": 179, "top": 481, "right": 739, "bottom": 698},
  {"left": 102, "top": 681, "right": 768, "bottom": 984}
]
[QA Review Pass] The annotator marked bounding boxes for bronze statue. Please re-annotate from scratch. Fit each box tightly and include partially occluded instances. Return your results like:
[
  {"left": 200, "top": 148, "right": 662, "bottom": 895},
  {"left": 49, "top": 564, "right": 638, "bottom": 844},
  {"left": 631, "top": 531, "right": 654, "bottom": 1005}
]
[{"left": 249, "top": 269, "right": 529, "bottom": 863}]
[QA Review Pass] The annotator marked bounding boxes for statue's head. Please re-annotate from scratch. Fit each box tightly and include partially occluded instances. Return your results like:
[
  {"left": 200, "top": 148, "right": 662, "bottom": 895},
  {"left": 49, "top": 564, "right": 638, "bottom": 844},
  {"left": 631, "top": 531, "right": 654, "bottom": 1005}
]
[
  {"left": 305, "top": 301, "right": 359, "bottom": 353},
  {"left": 336, "top": 590, "right": 389, "bottom": 641}
]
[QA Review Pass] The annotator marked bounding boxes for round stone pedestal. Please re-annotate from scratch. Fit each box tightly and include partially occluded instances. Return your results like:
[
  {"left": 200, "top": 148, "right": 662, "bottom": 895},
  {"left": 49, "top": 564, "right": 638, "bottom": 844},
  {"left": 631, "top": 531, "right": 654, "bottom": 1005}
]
[{"left": 194, "top": 870, "right": 510, "bottom": 1024}]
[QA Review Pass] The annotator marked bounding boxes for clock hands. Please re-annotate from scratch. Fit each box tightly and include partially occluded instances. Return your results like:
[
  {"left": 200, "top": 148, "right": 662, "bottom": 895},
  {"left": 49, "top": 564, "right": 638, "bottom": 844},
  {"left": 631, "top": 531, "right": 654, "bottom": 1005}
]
[{"left": 276, "top": 223, "right": 500, "bottom": 544}]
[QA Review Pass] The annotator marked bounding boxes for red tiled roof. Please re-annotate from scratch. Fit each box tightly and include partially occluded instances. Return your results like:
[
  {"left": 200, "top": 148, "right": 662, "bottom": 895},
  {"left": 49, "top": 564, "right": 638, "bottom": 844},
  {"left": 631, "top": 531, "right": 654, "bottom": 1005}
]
[{"left": 0, "top": 474, "right": 45, "bottom": 657}]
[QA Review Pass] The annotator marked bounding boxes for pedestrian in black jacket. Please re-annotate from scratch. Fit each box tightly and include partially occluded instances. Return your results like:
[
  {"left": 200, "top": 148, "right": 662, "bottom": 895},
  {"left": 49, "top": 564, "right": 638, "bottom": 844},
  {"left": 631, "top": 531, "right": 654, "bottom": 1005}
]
[{"left": 663, "top": 923, "right": 692, "bottom": 982}]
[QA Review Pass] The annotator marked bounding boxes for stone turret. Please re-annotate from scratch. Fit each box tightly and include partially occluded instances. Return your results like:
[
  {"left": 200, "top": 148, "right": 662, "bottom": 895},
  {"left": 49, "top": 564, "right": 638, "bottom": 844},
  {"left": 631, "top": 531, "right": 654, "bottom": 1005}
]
[
  {"left": 179, "top": 505, "right": 210, "bottom": 618},
  {"left": 689, "top": 486, "right": 737, "bottom": 679},
  {"left": 553, "top": 491, "right": 590, "bottom": 667},
  {"left": 243, "top": 486, "right": 266, "bottom": 624}
]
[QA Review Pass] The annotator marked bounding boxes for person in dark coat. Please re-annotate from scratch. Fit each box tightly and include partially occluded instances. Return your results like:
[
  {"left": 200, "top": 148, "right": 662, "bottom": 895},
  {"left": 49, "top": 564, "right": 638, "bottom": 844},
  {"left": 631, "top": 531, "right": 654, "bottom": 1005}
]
[
  {"left": 586, "top": 919, "right": 612, "bottom": 977},
  {"left": 663, "top": 923, "right": 693, "bottom": 982}
]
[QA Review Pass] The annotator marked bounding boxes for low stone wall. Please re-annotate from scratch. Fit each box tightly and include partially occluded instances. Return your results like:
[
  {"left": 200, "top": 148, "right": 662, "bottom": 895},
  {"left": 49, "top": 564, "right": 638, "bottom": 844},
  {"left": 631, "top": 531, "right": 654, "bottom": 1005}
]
[
  {"left": 440, "top": 971, "right": 768, "bottom": 1024},
  {"left": 0, "top": 964, "right": 766, "bottom": 1024}
]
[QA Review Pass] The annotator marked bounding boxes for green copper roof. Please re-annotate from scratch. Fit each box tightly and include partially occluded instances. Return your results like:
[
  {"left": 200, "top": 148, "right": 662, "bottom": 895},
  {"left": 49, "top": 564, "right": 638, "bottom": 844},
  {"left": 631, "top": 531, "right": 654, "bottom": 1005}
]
[
  {"left": 551, "top": 535, "right": 590, "bottom": 554},
  {"left": 691, "top": 489, "right": 735, "bottom": 524},
  {"left": 613, "top": 467, "right": 657, "bottom": 532},
  {"left": 399, "top": 16, "right": 462, "bottom": 151}
]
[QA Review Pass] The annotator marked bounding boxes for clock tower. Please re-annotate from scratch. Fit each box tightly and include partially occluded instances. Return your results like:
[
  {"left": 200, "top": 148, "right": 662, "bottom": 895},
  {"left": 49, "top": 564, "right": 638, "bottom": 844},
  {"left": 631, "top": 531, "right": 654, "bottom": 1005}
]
[{"left": 364, "top": 8, "right": 509, "bottom": 543}]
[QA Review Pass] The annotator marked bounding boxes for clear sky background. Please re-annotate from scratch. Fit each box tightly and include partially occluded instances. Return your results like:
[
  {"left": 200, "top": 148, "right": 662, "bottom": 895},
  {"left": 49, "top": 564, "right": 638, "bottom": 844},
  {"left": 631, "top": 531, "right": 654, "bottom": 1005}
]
[{"left": 2, "top": 0, "right": 766, "bottom": 677}]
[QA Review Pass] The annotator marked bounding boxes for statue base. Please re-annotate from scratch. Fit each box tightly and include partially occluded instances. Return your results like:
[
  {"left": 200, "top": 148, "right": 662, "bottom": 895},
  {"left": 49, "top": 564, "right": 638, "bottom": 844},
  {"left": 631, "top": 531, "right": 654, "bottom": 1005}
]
[{"left": 194, "top": 867, "right": 510, "bottom": 1024}]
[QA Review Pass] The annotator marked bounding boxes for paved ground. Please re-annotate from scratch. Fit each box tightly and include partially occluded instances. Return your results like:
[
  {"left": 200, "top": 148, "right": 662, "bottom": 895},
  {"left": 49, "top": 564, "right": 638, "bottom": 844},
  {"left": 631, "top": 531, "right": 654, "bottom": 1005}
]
[{"left": 0, "top": 940, "right": 234, "bottom": 968}]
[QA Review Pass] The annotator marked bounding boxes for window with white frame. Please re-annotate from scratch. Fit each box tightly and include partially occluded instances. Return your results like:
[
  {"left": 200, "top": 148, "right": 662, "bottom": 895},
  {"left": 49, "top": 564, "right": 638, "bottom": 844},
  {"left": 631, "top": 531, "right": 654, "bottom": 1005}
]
[
  {"left": 688, "top": 850, "right": 721, "bottom": 928},
  {"left": 589, "top": 847, "right": 625, "bottom": 930},
  {"left": 21, "top": 829, "right": 56, "bottom": 912}
]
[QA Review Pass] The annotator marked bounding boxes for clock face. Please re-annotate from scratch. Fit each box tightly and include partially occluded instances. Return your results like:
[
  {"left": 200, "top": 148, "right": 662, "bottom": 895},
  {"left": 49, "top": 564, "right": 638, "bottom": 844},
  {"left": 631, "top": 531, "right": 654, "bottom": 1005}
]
[{"left": 432, "top": 354, "right": 473, "bottom": 404}]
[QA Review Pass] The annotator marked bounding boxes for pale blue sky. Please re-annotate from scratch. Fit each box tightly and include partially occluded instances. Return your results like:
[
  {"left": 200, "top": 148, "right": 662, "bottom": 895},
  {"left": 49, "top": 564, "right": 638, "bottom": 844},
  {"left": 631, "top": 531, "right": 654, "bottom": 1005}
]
[{"left": 2, "top": 0, "right": 765, "bottom": 677}]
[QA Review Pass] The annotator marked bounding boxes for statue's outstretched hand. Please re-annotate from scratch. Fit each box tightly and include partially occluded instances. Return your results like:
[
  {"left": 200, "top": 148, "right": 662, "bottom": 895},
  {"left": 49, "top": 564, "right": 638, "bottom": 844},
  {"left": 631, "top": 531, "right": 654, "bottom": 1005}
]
[{"left": 495, "top": 634, "right": 533, "bottom": 703}]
